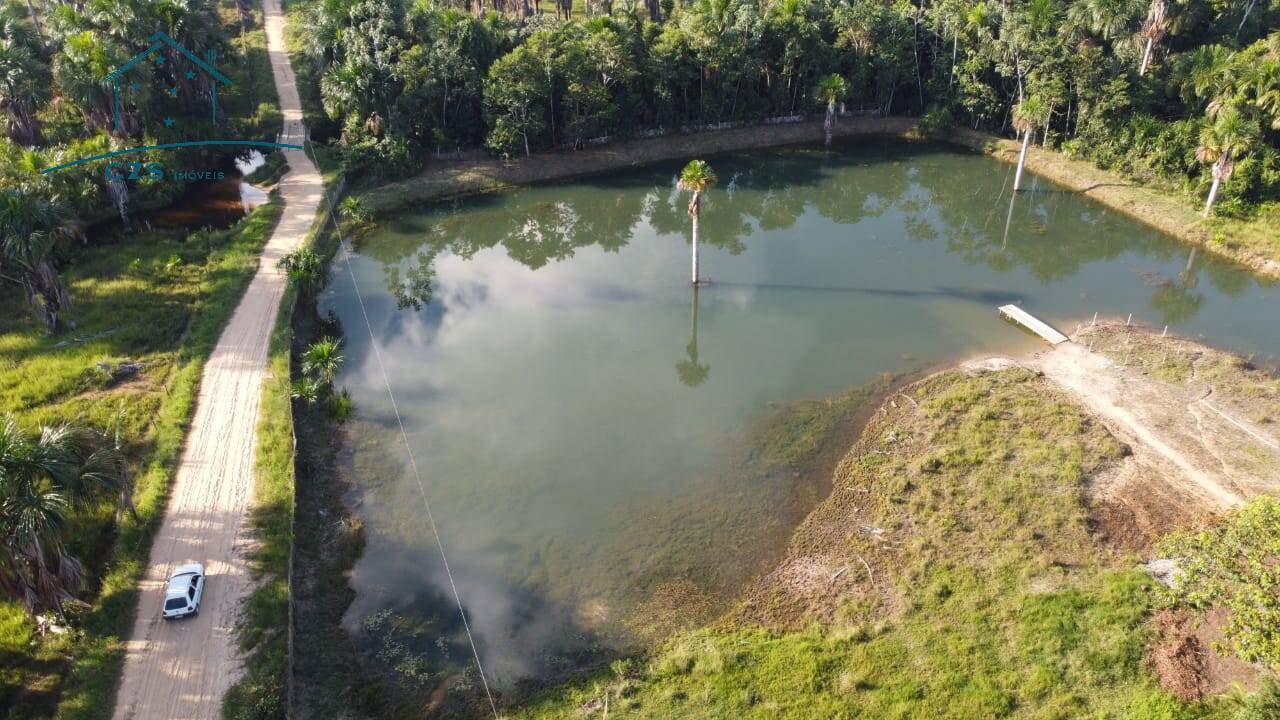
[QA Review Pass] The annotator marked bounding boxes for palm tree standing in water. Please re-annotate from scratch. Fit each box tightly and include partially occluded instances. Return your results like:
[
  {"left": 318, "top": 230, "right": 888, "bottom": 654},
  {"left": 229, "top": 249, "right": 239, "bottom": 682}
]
[
  {"left": 1012, "top": 95, "right": 1045, "bottom": 192},
  {"left": 817, "top": 74, "right": 848, "bottom": 147},
  {"left": 677, "top": 159, "right": 717, "bottom": 286},
  {"left": 675, "top": 287, "right": 710, "bottom": 387}
]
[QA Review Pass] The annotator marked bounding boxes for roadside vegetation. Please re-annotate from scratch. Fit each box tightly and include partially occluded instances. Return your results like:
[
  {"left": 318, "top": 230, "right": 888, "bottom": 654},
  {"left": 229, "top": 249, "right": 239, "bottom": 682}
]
[
  {"left": 0, "top": 3, "right": 286, "bottom": 715},
  {"left": 264, "top": 189, "right": 383, "bottom": 719},
  {"left": 0, "top": 193, "right": 284, "bottom": 717},
  {"left": 0, "top": 0, "right": 282, "bottom": 266},
  {"left": 1163, "top": 498, "right": 1280, "bottom": 674},
  {"left": 282, "top": 264, "right": 375, "bottom": 720},
  {"left": 515, "top": 364, "right": 1279, "bottom": 719}
]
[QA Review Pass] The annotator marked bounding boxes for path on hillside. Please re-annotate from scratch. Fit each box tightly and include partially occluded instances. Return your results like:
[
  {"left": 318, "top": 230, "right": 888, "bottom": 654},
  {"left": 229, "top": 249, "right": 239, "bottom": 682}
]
[
  {"left": 1031, "top": 328, "right": 1280, "bottom": 535},
  {"left": 111, "top": 1, "right": 322, "bottom": 717}
]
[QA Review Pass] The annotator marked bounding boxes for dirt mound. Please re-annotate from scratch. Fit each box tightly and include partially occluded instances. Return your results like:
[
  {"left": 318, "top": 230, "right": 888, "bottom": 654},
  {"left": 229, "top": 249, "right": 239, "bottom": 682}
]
[
  {"left": 1151, "top": 608, "right": 1265, "bottom": 701},
  {"left": 1087, "top": 497, "right": 1155, "bottom": 554},
  {"left": 1151, "top": 609, "right": 1209, "bottom": 701}
]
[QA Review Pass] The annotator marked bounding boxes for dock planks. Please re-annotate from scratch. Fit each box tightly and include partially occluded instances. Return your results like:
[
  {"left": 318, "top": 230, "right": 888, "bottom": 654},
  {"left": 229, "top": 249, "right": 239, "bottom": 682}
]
[{"left": 998, "top": 304, "right": 1070, "bottom": 345}]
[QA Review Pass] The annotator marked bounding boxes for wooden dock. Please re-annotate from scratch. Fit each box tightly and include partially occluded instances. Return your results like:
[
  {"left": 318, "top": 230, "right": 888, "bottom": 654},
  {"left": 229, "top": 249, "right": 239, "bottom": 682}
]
[{"left": 998, "top": 305, "right": 1070, "bottom": 345}]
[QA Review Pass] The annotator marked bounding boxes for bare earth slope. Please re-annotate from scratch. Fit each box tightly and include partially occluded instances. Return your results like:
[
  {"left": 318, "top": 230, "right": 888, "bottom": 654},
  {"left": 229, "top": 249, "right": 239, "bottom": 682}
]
[
  {"left": 1031, "top": 323, "right": 1280, "bottom": 538},
  {"left": 111, "top": 1, "right": 322, "bottom": 717}
]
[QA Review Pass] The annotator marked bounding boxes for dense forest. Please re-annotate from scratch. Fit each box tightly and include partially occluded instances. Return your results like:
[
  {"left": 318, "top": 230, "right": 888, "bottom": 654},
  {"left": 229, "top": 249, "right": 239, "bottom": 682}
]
[
  {"left": 298, "top": 0, "right": 1279, "bottom": 216},
  {"left": 0, "top": 0, "right": 277, "bottom": 327}
]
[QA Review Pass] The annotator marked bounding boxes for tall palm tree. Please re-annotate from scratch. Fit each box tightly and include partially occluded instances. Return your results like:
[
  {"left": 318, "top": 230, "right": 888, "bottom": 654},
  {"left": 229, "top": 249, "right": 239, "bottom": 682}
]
[
  {"left": 677, "top": 159, "right": 717, "bottom": 286},
  {"left": 22, "top": 2, "right": 43, "bottom": 45},
  {"left": 1244, "top": 33, "right": 1279, "bottom": 130},
  {"left": 1196, "top": 107, "right": 1259, "bottom": 217},
  {"left": 1183, "top": 44, "right": 1236, "bottom": 111},
  {"left": 0, "top": 41, "right": 46, "bottom": 145},
  {"left": 1065, "top": 0, "right": 1141, "bottom": 43},
  {"left": 52, "top": 30, "right": 131, "bottom": 133},
  {"left": 0, "top": 187, "right": 74, "bottom": 332},
  {"left": 1012, "top": 95, "right": 1046, "bottom": 192},
  {"left": 1137, "top": 0, "right": 1167, "bottom": 75},
  {"left": 816, "top": 73, "right": 847, "bottom": 147},
  {"left": 0, "top": 416, "right": 129, "bottom": 618},
  {"left": 0, "top": 7, "right": 47, "bottom": 144}
]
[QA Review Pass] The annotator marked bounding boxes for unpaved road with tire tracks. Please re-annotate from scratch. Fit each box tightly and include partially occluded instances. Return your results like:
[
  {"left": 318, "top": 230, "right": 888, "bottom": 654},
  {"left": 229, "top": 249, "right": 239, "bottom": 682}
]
[
  {"left": 1030, "top": 324, "right": 1280, "bottom": 536},
  {"left": 112, "top": 1, "right": 321, "bottom": 717}
]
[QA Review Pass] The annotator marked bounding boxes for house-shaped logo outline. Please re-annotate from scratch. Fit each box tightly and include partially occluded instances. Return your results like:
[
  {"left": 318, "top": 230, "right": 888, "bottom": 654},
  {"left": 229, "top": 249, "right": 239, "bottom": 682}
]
[{"left": 104, "top": 31, "right": 232, "bottom": 131}]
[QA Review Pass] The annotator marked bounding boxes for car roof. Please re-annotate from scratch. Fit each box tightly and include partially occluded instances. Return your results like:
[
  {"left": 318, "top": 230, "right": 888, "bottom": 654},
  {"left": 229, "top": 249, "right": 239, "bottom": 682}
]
[
  {"left": 169, "top": 563, "right": 203, "bottom": 578},
  {"left": 165, "top": 564, "right": 203, "bottom": 593}
]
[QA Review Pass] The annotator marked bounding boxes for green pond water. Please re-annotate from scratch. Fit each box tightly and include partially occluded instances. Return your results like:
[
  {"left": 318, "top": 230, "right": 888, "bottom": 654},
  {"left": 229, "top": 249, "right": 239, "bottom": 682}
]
[{"left": 320, "top": 139, "right": 1280, "bottom": 691}]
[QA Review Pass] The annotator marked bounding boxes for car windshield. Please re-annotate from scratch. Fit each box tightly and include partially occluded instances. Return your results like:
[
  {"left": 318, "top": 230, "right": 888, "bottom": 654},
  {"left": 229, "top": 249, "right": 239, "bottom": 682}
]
[{"left": 164, "top": 597, "right": 187, "bottom": 611}]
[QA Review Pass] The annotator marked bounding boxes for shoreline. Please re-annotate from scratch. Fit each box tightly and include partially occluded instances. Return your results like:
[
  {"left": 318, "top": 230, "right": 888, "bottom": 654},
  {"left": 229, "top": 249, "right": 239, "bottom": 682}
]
[
  {"left": 357, "top": 117, "right": 1279, "bottom": 281},
  {"left": 949, "top": 129, "right": 1280, "bottom": 281},
  {"left": 512, "top": 324, "right": 1280, "bottom": 717}
]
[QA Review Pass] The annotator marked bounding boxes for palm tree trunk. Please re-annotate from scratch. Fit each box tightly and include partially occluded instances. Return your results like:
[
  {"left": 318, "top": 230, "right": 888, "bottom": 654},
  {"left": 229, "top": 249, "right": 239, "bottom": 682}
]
[
  {"left": 824, "top": 100, "right": 835, "bottom": 146},
  {"left": 950, "top": 33, "right": 957, "bottom": 89},
  {"left": 1203, "top": 173, "right": 1222, "bottom": 217},
  {"left": 1237, "top": 0, "right": 1258, "bottom": 39},
  {"left": 1140, "top": 36, "right": 1154, "bottom": 75},
  {"left": 1014, "top": 128, "right": 1031, "bottom": 192},
  {"left": 691, "top": 208, "right": 700, "bottom": 286},
  {"left": 689, "top": 286, "right": 700, "bottom": 354},
  {"left": 24, "top": 0, "right": 45, "bottom": 46}
]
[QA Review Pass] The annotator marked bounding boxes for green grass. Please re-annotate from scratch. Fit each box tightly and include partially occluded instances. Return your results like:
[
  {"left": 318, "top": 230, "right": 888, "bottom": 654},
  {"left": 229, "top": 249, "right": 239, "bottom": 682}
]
[
  {"left": 245, "top": 151, "right": 290, "bottom": 185},
  {"left": 221, "top": 280, "right": 296, "bottom": 720},
  {"left": 0, "top": 195, "right": 284, "bottom": 719},
  {"left": 513, "top": 369, "right": 1239, "bottom": 719},
  {"left": 283, "top": 0, "right": 336, "bottom": 142},
  {"left": 219, "top": 2, "right": 284, "bottom": 143},
  {"left": 221, "top": 126, "right": 340, "bottom": 717}
]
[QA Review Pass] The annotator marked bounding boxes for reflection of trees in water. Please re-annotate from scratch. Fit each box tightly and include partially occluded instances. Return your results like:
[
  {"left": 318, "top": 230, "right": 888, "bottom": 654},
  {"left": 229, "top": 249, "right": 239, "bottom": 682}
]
[
  {"left": 1146, "top": 247, "right": 1206, "bottom": 325},
  {"left": 351, "top": 533, "right": 614, "bottom": 713},
  {"left": 360, "top": 143, "right": 1260, "bottom": 326},
  {"left": 675, "top": 287, "right": 709, "bottom": 387},
  {"left": 385, "top": 248, "right": 437, "bottom": 311}
]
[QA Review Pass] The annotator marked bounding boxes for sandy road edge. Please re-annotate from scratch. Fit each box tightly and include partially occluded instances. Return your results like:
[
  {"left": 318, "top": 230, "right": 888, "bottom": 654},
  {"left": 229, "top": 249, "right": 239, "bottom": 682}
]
[{"left": 107, "top": 0, "right": 323, "bottom": 717}]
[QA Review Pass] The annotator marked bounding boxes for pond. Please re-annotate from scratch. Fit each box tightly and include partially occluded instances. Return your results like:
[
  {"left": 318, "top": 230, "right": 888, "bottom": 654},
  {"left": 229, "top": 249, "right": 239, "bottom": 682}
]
[
  {"left": 320, "top": 139, "right": 1280, "bottom": 694},
  {"left": 91, "top": 151, "right": 269, "bottom": 239}
]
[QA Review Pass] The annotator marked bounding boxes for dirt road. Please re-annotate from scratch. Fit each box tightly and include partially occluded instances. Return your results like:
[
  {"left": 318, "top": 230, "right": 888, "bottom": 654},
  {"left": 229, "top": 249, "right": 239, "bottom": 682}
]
[
  {"left": 1031, "top": 324, "right": 1280, "bottom": 536},
  {"left": 111, "top": 2, "right": 322, "bottom": 717}
]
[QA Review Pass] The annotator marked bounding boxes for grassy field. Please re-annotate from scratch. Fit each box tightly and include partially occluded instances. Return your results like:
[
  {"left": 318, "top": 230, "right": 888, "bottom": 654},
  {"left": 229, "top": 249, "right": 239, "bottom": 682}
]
[
  {"left": 0, "top": 5, "right": 298, "bottom": 717},
  {"left": 0, "top": 193, "right": 284, "bottom": 717},
  {"left": 512, "top": 368, "right": 1252, "bottom": 719}
]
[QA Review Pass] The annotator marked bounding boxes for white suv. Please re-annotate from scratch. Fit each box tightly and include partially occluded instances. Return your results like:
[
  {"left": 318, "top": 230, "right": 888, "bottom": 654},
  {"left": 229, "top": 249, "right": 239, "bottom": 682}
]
[{"left": 162, "top": 563, "right": 205, "bottom": 620}]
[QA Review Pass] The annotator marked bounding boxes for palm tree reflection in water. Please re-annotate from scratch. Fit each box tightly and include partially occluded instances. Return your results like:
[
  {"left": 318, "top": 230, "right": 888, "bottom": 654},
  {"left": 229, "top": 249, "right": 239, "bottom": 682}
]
[{"left": 676, "top": 287, "right": 710, "bottom": 387}]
